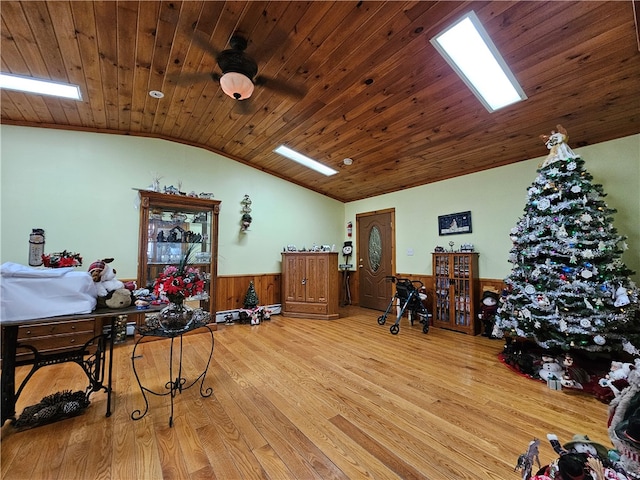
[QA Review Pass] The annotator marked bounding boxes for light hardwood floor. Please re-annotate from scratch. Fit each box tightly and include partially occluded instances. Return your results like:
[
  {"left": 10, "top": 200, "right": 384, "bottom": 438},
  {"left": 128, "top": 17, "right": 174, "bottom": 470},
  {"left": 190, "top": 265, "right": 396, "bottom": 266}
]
[{"left": 1, "top": 307, "right": 611, "bottom": 479}]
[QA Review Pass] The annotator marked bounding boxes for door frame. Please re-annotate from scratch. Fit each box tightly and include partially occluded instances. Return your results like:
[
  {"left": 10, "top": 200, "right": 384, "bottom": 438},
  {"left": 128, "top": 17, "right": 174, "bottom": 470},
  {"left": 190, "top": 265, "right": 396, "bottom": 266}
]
[{"left": 356, "top": 208, "right": 396, "bottom": 307}]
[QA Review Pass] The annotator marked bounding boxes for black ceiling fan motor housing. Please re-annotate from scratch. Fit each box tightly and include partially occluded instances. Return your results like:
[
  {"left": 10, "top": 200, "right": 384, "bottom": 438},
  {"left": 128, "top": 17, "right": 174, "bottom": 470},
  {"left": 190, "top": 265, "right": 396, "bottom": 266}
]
[{"left": 217, "top": 35, "right": 258, "bottom": 79}]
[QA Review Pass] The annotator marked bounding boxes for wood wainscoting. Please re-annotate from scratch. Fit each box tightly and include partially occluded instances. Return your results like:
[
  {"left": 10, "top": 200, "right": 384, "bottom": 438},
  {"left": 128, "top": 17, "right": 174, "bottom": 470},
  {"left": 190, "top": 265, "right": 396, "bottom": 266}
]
[
  {"left": 343, "top": 270, "right": 504, "bottom": 317},
  {"left": 132, "top": 271, "right": 500, "bottom": 319},
  {"left": 216, "top": 273, "right": 281, "bottom": 311},
  {"left": 395, "top": 273, "right": 505, "bottom": 332}
]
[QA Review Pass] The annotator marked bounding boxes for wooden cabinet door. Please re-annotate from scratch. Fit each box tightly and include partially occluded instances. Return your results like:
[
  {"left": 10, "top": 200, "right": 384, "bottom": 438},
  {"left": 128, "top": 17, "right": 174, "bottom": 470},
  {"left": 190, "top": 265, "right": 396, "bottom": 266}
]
[
  {"left": 451, "top": 254, "right": 474, "bottom": 334},
  {"left": 305, "top": 254, "right": 329, "bottom": 304},
  {"left": 432, "top": 253, "right": 478, "bottom": 335},
  {"left": 283, "top": 254, "right": 306, "bottom": 302},
  {"left": 433, "top": 254, "right": 452, "bottom": 330}
]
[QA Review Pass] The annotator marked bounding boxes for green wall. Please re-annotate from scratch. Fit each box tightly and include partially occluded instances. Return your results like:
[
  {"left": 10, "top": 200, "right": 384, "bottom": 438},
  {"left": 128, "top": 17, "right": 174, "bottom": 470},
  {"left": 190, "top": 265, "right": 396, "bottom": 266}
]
[
  {"left": 1, "top": 125, "right": 637, "bottom": 284},
  {"left": 0, "top": 125, "right": 344, "bottom": 278}
]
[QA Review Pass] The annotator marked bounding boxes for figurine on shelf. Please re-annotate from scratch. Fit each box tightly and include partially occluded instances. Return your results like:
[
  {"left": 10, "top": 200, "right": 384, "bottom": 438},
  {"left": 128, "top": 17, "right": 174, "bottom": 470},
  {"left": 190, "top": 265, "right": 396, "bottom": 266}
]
[{"left": 149, "top": 172, "right": 162, "bottom": 192}]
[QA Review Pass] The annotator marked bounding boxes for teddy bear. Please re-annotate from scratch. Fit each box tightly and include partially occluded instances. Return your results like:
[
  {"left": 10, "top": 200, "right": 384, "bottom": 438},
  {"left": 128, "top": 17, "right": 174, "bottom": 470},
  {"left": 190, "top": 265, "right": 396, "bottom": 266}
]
[
  {"left": 538, "top": 354, "right": 565, "bottom": 381},
  {"left": 88, "top": 258, "right": 125, "bottom": 297},
  {"left": 96, "top": 288, "right": 134, "bottom": 309}
]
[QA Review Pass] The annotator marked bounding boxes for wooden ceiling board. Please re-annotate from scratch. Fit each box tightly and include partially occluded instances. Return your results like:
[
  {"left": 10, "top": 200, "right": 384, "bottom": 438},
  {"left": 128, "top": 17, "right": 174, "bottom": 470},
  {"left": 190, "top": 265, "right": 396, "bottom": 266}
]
[{"left": 1, "top": 1, "right": 638, "bottom": 202}]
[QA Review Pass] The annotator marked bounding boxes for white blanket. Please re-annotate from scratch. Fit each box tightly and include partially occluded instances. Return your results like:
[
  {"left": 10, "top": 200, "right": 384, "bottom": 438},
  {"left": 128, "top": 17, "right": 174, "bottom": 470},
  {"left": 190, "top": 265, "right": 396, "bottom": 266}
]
[{"left": 1, "top": 262, "right": 98, "bottom": 323}]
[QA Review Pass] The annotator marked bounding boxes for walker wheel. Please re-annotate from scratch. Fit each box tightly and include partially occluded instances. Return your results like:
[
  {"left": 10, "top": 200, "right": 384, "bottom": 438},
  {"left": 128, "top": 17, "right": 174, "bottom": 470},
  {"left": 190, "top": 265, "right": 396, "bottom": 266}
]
[
  {"left": 390, "top": 324, "right": 399, "bottom": 335},
  {"left": 423, "top": 324, "right": 429, "bottom": 334},
  {"left": 377, "top": 315, "right": 386, "bottom": 325}
]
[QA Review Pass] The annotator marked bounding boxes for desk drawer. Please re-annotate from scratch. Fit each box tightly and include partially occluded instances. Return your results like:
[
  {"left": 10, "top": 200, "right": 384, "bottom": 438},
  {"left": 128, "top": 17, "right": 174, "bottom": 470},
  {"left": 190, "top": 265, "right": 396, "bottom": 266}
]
[
  {"left": 13, "top": 318, "right": 98, "bottom": 362},
  {"left": 18, "top": 319, "right": 96, "bottom": 338},
  {"left": 16, "top": 331, "right": 98, "bottom": 360}
]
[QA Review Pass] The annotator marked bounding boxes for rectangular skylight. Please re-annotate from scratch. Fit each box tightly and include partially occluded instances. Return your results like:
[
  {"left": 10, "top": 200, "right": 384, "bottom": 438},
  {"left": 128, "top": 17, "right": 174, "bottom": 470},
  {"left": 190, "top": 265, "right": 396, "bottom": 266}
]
[
  {"left": 274, "top": 145, "right": 338, "bottom": 176},
  {"left": 0, "top": 73, "right": 82, "bottom": 100},
  {"left": 430, "top": 11, "right": 526, "bottom": 112}
]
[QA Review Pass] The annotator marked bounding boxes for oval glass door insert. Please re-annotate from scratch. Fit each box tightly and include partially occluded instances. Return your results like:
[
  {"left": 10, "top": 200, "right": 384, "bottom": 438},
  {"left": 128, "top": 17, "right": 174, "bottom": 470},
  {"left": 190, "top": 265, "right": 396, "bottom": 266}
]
[{"left": 368, "top": 226, "right": 382, "bottom": 272}]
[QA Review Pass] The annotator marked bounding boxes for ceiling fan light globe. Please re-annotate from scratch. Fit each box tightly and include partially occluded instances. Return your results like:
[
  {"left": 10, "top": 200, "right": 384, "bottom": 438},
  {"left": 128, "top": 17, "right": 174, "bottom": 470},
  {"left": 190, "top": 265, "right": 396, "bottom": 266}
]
[{"left": 220, "top": 72, "right": 254, "bottom": 100}]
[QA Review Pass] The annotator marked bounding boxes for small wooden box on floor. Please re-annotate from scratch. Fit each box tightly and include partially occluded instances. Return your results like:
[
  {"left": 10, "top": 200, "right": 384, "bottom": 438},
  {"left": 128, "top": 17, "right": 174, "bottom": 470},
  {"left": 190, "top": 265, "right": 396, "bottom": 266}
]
[{"left": 281, "top": 252, "right": 339, "bottom": 320}]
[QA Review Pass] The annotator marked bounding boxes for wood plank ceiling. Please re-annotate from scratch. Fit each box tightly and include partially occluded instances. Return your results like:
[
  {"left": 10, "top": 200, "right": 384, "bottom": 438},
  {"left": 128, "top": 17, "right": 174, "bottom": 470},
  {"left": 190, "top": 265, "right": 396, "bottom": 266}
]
[{"left": 1, "top": 1, "right": 639, "bottom": 202}]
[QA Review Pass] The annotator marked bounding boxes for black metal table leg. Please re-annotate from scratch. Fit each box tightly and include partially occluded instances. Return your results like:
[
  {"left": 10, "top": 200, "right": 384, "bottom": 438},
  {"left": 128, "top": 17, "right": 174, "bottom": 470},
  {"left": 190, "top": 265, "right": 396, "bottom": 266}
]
[
  {"left": 131, "top": 323, "right": 214, "bottom": 427},
  {"left": 1, "top": 326, "right": 19, "bottom": 425}
]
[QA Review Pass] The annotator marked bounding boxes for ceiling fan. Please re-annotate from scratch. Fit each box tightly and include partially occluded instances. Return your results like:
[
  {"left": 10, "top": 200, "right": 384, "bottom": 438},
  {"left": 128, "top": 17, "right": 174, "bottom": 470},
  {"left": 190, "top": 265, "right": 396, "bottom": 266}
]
[{"left": 172, "top": 30, "right": 306, "bottom": 112}]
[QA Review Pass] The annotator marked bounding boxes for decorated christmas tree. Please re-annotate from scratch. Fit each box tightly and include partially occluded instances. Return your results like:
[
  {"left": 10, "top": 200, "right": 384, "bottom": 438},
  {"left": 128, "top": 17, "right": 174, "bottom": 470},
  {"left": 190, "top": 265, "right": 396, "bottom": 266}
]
[
  {"left": 243, "top": 281, "right": 259, "bottom": 309},
  {"left": 495, "top": 126, "right": 639, "bottom": 354}
]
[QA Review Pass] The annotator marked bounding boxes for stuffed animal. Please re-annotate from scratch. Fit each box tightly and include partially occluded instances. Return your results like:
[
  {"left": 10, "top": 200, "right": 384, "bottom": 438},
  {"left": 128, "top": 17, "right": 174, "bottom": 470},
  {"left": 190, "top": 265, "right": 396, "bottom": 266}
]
[
  {"left": 96, "top": 288, "right": 133, "bottom": 309},
  {"left": 478, "top": 290, "right": 499, "bottom": 337},
  {"left": 541, "top": 434, "right": 628, "bottom": 479},
  {"left": 88, "top": 258, "right": 125, "bottom": 297},
  {"left": 538, "top": 354, "right": 565, "bottom": 381},
  {"left": 561, "top": 354, "right": 589, "bottom": 390},
  {"left": 608, "top": 359, "right": 640, "bottom": 477},
  {"left": 599, "top": 361, "right": 634, "bottom": 388}
]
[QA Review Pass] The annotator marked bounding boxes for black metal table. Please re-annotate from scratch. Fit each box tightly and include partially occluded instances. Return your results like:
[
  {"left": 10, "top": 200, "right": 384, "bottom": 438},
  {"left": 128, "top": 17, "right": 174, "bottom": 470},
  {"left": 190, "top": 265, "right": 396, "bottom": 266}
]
[{"left": 131, "top": 318, "right": 214, "bottom": 427}]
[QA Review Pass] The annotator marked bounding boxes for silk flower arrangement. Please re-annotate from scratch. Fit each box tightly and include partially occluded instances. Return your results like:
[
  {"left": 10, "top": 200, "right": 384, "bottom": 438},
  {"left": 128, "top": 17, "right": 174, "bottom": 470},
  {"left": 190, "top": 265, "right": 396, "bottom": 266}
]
[{"left": 153, "top": 245, "right": 206, "bottom": 305}]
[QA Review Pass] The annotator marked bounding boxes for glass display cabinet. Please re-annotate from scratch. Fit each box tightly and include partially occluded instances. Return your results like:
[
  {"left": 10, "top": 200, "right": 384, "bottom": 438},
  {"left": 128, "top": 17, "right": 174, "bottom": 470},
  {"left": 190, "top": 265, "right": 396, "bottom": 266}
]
[
  {"left": 432, "top": 252, "right": 479, "bottom": 335},
  {"left": 137, "top": 190, "right": 221, "bottom": 326}
]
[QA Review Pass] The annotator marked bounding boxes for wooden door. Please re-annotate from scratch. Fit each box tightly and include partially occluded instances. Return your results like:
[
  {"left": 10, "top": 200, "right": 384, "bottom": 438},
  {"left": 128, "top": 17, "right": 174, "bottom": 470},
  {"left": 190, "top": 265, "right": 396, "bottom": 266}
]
[{"left": 357, "top": 209, "right": 394, "bottom": 311}]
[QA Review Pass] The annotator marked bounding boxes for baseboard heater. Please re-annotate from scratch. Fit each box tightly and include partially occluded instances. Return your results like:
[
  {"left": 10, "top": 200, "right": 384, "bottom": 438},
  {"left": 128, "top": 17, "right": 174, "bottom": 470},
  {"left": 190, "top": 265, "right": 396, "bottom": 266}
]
[
  {"left": 102, "top": 305, "right": 282, "bottom": 337},
  {"left": 215, "top": 304, "right": 282, "bottom": 323}
]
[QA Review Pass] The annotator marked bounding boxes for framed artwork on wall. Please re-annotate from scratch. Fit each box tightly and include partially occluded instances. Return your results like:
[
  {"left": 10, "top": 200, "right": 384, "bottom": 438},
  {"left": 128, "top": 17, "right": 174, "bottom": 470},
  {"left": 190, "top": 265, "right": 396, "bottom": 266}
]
[{"left": 438, "top": 211, "right": 472, "bottom": 236}]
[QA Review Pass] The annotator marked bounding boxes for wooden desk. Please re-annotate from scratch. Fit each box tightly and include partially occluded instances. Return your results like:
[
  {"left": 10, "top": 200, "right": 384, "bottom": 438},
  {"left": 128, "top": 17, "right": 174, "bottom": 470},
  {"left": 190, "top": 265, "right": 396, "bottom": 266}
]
[{"left": 1, "top": 305, "right": 160, "bottom": 425}]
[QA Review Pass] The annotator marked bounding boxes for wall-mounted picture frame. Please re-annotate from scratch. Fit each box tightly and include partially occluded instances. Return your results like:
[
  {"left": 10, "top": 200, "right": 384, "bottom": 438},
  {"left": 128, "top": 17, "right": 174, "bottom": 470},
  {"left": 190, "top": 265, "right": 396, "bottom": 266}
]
[{"left": 438, "top": 211, "right": 472, "bottom": 236}]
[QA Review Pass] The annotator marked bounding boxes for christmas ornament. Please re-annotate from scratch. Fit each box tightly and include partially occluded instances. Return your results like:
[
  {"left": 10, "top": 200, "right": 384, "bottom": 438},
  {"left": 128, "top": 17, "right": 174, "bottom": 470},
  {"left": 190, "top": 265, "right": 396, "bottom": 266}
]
[
  {"left": 581, "top": 269, "right": 593, "bottom": 279},
  {"left": 537, "top": 198, "right": 551, "bottom": 210},
  {"left": 580, "top": 213, "right": 593, "bottom": 223}
]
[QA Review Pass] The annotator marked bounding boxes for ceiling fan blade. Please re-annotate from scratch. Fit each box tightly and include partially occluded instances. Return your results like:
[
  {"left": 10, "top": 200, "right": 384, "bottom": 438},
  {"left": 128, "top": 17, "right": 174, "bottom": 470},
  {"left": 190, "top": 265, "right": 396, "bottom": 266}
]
[
  {"left": 245, "top": 27, "right": 289, "bottom": 59},
  {"left": 255, "top": 75, "right": 306, "bottom": 100},
  {"left": 234, "top": 98, "right": 255, "bottom": 115},
  {"left": 189, "top": 29, "right": 221, "bottom": 60},
  {"left": 166, "top": 72, "right": 220, "bottom": 86}
]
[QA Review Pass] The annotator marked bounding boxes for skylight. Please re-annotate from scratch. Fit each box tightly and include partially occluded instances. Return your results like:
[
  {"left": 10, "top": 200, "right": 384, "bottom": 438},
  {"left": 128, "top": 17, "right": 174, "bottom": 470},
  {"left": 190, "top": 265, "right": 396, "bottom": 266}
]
[
  {"left": 430, "top": 11, "right": 526, "bottom": 112},
  {"left": 274, "top": 145, "right": 338, "bottom": 176},
  {"left": 0, "top": 73, "right": 82, "bottom": 100}
]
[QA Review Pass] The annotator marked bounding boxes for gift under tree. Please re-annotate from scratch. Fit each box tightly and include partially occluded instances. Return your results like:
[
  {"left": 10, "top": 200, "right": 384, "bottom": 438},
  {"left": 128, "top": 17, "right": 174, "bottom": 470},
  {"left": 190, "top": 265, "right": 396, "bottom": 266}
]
[{"left": 494, "top": 125, "right": 639, "bottom": 355}]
